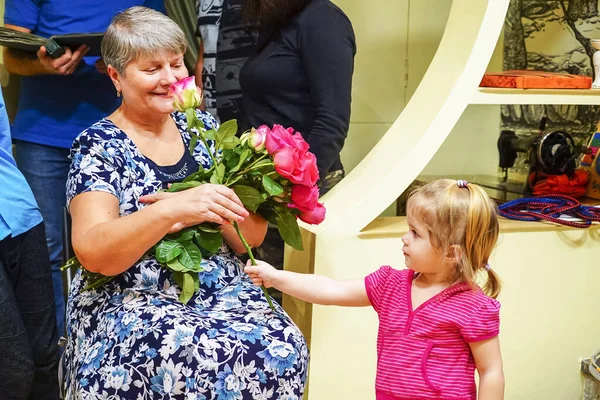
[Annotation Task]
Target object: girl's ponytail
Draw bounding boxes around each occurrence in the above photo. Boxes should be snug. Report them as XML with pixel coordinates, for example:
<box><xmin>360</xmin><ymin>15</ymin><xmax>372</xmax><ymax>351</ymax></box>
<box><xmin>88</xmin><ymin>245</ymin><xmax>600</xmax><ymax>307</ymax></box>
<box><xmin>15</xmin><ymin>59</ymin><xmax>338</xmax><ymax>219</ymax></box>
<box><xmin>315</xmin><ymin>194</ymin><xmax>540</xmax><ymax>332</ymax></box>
<box><xmin>482</xmin><ymin>265</ymin><xmax>501</xmax><ymax>299</ymax></box>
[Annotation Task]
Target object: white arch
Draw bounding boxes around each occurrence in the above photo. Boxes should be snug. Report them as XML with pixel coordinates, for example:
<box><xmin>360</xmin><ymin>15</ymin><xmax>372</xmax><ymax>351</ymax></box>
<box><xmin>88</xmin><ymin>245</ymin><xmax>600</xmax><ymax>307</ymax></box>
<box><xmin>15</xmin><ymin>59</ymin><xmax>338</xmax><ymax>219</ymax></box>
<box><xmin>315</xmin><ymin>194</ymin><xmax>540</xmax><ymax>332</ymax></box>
<box><xmin>313</xmin><ymin>0</ymin><xmax>510</xmax><ymax>235</ymax></box>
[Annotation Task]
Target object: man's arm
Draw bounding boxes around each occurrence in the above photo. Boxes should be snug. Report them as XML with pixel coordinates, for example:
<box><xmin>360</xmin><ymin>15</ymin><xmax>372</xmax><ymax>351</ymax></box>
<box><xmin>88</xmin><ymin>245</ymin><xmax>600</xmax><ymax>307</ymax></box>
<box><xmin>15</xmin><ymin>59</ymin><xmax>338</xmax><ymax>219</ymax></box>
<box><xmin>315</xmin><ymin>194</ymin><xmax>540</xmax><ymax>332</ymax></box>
<box><xmin>3</xmin><ymin>24</ymin><xmax>88</xmax><ymax>76</ymax></box>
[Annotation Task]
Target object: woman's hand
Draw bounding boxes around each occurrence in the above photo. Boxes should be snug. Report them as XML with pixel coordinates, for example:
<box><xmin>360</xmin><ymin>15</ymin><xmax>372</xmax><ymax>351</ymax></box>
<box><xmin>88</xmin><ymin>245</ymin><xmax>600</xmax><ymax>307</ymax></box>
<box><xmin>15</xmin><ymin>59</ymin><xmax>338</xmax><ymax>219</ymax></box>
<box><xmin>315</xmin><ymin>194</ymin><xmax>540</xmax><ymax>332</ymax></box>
<box><xmin>139</xmin><ymin>184</ymin><xmax>249</xmax><ymax>232</ymax></box>
<box><xmin>245</xmin><ymin>260</ymin><xmax>280</xmax><ymax>288</ymax></box>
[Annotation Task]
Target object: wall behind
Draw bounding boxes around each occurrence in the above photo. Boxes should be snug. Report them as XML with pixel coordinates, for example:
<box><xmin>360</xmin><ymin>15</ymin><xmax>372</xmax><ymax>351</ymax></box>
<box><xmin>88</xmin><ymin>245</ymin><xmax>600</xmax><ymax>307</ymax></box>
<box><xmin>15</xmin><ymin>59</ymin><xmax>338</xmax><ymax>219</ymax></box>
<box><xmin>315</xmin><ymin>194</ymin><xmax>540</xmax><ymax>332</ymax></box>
<box><xmin>334</xmin><ymin>0</ymin><xmax>504</xmax><ymax>215</ymax></box>
<box><xmin>332</xmin><ymin>0</ymin><xmax>409</xmax><ymax>175</ymax></box>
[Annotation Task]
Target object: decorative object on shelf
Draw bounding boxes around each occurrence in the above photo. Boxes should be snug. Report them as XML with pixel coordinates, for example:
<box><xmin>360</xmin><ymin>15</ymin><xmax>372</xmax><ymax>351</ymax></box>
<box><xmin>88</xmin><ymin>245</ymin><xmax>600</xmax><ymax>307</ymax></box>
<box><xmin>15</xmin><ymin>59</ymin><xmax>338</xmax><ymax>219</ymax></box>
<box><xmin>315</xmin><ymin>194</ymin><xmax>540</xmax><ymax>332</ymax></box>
<box><xmin>584</xmin><ymin>131</ymin><xmax>600</xmax><ymax>199</ymax></box>
<box><xmin>498</xmin><ymin>194</ymin><xmax>600</xmax><ymax>228</ymax></box>
<box><xmin>592</xmin><ymin>39</ymin><xmax>600</xmax><ymax>89</ymax></box>
<box><xmin>591</xmin><ymin>351</ymin><xmax>600</xmax><ymax>382</ymax></box>
<box><xmin>581</xmin><ymin>351</ymin><xmax>600</xmax><ymax>400</ymax></box>
<box><xmin>498</xmin><ymin>116</ymin><xmax>591</xmax><ymax>195</ymax></box>
<box><xmin>481</xmin><ymin>70</ymin><xmax>592</xmax><ymax>89</ymax></box>
<box><xmin>528</xmin><ymin>169</ymin><xmax>588</xmax><ymax>198</ymax></box>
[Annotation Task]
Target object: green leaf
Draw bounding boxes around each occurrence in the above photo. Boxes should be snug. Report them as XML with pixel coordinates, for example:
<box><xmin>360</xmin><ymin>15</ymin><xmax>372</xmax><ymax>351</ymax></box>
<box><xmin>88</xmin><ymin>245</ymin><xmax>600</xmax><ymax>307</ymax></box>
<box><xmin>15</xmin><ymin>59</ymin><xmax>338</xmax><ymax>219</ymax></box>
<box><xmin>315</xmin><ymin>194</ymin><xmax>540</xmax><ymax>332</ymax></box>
<box><xmin>166</xmin><ymin>229</ymin><xmax>196</xmax><ymax>243</ymax></box>
<box><xmin>257</xmin><ymin>206</ymin><xmax>278</xmax><ymax>225</ymax></box>
<box><xmin>193</xmin><ymin>273</ymin><xmax>200</xmax><ymax>291</ymax></box>
<box><xmin>167</xmin><ymin>181</ymin><xmax>202</xmax><ymax>192</ymax></box>
<box><xmin>195</xmin><ymin>231</ymin><xmax>223</xmax><ymax>254</ymax></box>
<box><xmin>233</xmin><ymin>185</ymin><xmax>265</xmax><ymax>212</ymax></box>
<box><xmin>215</xmin><ymin>163</ymin><xmax>225</xmax><ymax>183</ymax></box>
<box><xmin>221</xmin><ymin>135</ymin><xmax>240</xmax><ymax>150</ymax></box>
<box><xmin>197</xmin><ymin>224</ymin><xmax>221</xmax><ymax>233</ymax></box>
<box><xmin>167</xmin><ymin>259</ymin><xmax>187</xmax><ymax>272</ymax></box>
<box><xmin>262</xmin><ymin>175</ymin><xmax>284</xmax><ymax>196</ymax></box>
<box><xmin>178</xmin><ymin>241</ymin><xmax>203</xmax><ymax>271</ymax></box>
<box><xmin>213</xmin><ymin>120</ymin><xmax>239</xmax><ymax>150</ymax></box>
<box><xmin>179</xmin><ymin>272</ymin><xmax>196</xmax><ymax>304</ymax></box>
<box><xmin>189</xmin><ymin>134</ymin><xmax>199</xmax><ymax>155</ymax></box>
<box><xmin>274</xmin><ymin>207</ymin><xmax>303</xmax><ymax>251</ymax></box>
<box><xmin>230</xmin><ymin>149</ymin><xmax>252</xmax><ymax>173</ymax></box>
<box><xmin>203</xmin><ymin>129</ymin><xmax>216</xmax><ymax>141</ymax></box>
<box><xmin>172</xmin><ymin>271</ymin><xmax>184</xmax><ymax>288</ymax></box>
<box><xmin>217</xmin><ymin>119</ymin><xmax>238</xmax><ymax>140</ymax></box>
<box><xmin>223</xmin><ymin>149</ymin><xmax>240</xmax><ymax>171</ymax></box>
<box><xmin>155</xmin><ymin>241</ymin><xmax>183</xmax><ymax>263</ymax></box>
<box><xmin>183</xmin><ymin>167</ymin><xmax>213</xmax><ymax>183</ymax></box>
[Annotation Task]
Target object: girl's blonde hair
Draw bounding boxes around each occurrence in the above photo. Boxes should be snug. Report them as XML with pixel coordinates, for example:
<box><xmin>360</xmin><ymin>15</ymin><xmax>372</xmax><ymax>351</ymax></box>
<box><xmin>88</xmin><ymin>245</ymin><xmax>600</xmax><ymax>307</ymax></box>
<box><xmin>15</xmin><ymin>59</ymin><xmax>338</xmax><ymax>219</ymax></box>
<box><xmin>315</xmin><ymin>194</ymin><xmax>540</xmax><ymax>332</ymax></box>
<box><xmin>406</xmin><ymin>179</ymin><xmax>501</xmax><ymax>298</ymax></box>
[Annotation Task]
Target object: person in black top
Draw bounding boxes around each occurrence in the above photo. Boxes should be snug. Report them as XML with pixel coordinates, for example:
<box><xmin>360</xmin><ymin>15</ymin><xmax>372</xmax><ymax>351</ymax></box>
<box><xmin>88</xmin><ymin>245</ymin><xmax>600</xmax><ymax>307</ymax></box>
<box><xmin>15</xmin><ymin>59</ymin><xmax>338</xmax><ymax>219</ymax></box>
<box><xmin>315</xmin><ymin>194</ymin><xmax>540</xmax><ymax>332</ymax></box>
<box><xmin>240</xmin><ymin>0</ymin><xmax>356</xmax><ymax>194</ymax></box>
<box><xmin>240</xmin><ymin>0</ymin><xmax>355</xmax><ymax>273</ymax></box>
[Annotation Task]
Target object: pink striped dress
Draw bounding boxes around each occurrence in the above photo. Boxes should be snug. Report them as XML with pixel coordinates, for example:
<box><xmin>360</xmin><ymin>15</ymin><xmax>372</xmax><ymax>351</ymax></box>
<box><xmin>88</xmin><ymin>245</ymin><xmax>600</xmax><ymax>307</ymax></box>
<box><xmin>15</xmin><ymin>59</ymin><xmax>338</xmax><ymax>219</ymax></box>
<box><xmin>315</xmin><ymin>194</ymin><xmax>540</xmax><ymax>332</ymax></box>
<box><xmin>365</xmin><ymin>266</ymin><xmax>500</xmax><ymax>400</ymax></box>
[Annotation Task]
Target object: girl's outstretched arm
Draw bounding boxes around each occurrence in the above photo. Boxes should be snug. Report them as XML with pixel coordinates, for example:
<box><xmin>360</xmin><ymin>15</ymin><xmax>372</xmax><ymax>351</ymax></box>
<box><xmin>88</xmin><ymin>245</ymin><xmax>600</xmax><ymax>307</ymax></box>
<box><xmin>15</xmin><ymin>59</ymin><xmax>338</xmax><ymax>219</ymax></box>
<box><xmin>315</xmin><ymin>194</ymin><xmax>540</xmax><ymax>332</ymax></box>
<box><xmin>245</xmin><ymin>260</ymin><xmax>371</xmax><ymax>307</ymax></box>
<box><xmin>470</xmin><ymin>336</ymin><xmax>504</xmax><ymax>400</ymax></box>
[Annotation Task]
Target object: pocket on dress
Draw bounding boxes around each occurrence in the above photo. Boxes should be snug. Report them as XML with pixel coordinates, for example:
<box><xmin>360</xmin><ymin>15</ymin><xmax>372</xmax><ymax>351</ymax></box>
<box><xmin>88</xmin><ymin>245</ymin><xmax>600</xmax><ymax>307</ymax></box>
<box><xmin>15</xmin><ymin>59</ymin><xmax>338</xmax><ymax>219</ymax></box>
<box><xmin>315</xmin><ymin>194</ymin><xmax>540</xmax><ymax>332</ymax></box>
<box><xmin>377</xmin><ymin>333</ymin><xmax>440</xmax><ymax>396</ymax></box>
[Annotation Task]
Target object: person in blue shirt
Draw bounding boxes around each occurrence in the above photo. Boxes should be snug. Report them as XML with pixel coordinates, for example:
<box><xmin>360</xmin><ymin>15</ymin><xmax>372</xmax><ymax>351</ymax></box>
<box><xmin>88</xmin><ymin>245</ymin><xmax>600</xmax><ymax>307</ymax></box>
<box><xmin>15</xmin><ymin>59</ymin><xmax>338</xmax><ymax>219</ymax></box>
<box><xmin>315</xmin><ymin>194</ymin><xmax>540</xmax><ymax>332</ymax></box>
<box><xmin>0</xmin><ymin>90</ymin><xmax>60</xmax><ymax>399</ymax></box>
<box><xmin>3</xmin><ymin>0</ymin><xmax>166</xmax><ymax>337</ymax></box>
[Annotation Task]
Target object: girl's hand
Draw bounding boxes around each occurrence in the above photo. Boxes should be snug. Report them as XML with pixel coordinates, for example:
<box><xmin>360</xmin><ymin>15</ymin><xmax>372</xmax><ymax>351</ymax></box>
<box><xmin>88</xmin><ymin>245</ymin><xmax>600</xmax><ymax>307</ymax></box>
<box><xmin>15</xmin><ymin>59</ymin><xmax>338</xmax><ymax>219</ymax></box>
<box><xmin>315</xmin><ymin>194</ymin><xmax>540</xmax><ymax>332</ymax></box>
<box><xmin>245</xmin><ymin>260</ymin><xmax>280</xmax><ymax>288</ymax></box>
<box><xmin>139</xmin><ymin>184</ymin><xmax>249</xmax><ymax>228</ymax></box>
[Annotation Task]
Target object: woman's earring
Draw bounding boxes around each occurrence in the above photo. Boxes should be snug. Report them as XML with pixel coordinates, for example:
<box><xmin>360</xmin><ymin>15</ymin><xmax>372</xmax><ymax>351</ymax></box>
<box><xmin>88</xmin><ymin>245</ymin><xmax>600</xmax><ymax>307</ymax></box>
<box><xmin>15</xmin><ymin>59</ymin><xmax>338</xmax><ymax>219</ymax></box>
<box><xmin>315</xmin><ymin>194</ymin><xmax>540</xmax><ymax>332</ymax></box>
<box><xmin>116</xmin><ymin>90</ymin><xmax>121</xmax><ymax>98</ymax></box>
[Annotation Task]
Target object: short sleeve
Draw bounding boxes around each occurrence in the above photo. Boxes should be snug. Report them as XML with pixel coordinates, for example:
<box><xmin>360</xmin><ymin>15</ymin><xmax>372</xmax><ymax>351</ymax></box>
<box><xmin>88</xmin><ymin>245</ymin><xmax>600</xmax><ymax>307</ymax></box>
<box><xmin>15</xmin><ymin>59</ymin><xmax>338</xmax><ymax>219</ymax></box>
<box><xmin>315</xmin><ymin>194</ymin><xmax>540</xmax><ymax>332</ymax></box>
<box><xmin>364</xmin><ymin>265</ymin><xmax>394</xmax><ymax>313</ymax></box>
<box><xmin>4</xmin><ymin>0</ymin><xmax>39</xmax><ymax>31</ymax></box>
<box><xmin>66</xmin><ymin>130</ymin><xmax>121</xmax><ymax>209</ymax></box>
<box><xmin>459</xmin><ymin>298</ymin><xmax>501</xmax><ymax>342</ymax></box>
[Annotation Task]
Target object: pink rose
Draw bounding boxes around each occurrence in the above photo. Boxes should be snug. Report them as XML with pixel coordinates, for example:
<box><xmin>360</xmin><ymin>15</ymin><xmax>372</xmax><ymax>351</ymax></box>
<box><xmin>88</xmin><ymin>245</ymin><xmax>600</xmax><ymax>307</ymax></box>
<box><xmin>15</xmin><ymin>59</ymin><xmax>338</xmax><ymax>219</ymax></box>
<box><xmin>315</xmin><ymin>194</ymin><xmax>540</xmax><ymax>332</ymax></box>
<box><xmin>265</xmin><ymin>124</ymin><xmax>296</xmax><ymax>155</ymax></box>
<box><xmin>290</xmin><ymin>184</ymin><xmax>320</xmax><ymax>212</ymax></box>
<box><xmin>249</xmin><ymin>125</ymin><xmax>269</xmax><ymax>152</ymax></box>
<box><xmin>273</xmin><ymin>147</ymin><xmax>319</xmax><ymax>186</ymax></box>
<box><xmin>298</xmin><ymin>203</ymin><xmax>326</xmax><ymax>224</ymax></box>
<box><xmin>292</xmin><ymin>130</ymin><xmax>310</xmax><ymax>153</ymax></box>
<box><xmin>169</xmin><ymin>76</ymin><xmax>203</xmax><ymax>111</ymax></box>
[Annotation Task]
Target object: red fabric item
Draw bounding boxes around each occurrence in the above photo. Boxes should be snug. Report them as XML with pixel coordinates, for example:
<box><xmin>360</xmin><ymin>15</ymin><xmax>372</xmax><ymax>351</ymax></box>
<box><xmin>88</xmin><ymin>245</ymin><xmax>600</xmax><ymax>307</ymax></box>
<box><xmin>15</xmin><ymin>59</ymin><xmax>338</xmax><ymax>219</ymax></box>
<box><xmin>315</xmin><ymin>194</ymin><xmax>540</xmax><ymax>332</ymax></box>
<box><xmin>480</xmin><ymin>70</ymin><xmax>592</xmax><ymax>89</ymax></box>
<box><xmin>528</xmin><ymin>169</ymin><xmax>589</xmax><ymax>198</ymax></box>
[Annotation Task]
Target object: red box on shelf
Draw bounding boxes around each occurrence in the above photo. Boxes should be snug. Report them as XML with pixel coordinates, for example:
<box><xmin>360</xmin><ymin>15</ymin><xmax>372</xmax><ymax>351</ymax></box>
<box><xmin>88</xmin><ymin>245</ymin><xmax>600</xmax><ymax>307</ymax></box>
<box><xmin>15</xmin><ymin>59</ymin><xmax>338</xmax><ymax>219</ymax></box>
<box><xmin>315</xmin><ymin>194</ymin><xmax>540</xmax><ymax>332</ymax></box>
<box><xmin>480</xmin><ymin>70</ymin><xmax>592</xmax><ymax>89</ymax></box>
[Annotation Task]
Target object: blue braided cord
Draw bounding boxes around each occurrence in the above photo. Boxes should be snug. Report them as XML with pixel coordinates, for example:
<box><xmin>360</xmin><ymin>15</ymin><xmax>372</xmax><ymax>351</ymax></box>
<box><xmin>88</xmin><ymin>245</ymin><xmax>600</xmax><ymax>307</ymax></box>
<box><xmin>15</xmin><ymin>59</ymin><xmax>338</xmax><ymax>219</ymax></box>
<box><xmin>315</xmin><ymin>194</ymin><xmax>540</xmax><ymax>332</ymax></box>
<box><xmin>498</xmin><ymin>195</ymin><xmax>597</xmax><ymax>227</ymax></box>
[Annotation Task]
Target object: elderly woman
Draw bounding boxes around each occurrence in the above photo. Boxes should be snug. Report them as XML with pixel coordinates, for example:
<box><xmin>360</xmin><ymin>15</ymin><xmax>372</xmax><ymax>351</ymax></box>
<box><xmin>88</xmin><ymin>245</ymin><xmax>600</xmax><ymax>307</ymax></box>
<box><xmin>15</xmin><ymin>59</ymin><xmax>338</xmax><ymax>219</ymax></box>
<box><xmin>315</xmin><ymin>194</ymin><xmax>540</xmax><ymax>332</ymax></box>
<box><xmin>63</xmin><ymin>7</ymin><xmax>308</xmax><ymax>398</ymax></box>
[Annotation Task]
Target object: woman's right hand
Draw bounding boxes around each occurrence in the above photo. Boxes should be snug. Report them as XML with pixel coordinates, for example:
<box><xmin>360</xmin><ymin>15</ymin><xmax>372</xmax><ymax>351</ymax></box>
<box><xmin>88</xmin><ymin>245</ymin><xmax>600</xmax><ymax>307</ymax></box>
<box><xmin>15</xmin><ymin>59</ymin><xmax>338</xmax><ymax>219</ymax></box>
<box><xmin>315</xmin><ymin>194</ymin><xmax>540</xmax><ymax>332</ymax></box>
<box><xmin>139</xmin><ymin>184</ymin><xmax>249</xmax><ymax>232</ymax></box>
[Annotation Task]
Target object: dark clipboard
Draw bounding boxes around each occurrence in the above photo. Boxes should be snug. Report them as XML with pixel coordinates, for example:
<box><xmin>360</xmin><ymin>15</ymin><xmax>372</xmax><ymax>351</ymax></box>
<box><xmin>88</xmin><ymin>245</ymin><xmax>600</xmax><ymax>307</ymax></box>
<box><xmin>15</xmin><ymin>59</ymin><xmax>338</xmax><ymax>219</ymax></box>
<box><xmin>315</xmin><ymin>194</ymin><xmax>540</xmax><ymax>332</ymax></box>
<box><xmin>52</xmin><ymin>33</ymin><xmax>104</xmax><ymax>57</ymax></box>
<box><xmin>0</xmin><ymin>27</ymin><xmax>104</xmax><ymax>58</ymax></box>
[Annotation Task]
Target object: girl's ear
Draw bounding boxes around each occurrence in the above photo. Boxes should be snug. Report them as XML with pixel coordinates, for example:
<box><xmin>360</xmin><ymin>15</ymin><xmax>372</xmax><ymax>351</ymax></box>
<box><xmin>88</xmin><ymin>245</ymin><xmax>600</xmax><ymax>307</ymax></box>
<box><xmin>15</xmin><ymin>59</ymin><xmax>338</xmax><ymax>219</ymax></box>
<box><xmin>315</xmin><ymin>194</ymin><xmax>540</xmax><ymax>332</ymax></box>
<box><xmin>445</xmin><ymin>244</ymin><xmax>463</xmax><ymax>264</ymax></box>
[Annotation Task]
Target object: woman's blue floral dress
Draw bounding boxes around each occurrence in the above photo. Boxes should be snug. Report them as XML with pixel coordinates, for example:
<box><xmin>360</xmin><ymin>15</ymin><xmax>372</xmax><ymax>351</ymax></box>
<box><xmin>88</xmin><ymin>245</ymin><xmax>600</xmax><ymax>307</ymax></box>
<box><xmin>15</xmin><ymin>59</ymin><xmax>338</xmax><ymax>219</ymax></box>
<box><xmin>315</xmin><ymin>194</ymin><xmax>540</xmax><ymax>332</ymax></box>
<box><xmin>63</xmin><ymin>111</ymin><xmax>309</xmax><ymax>399</ymax></box>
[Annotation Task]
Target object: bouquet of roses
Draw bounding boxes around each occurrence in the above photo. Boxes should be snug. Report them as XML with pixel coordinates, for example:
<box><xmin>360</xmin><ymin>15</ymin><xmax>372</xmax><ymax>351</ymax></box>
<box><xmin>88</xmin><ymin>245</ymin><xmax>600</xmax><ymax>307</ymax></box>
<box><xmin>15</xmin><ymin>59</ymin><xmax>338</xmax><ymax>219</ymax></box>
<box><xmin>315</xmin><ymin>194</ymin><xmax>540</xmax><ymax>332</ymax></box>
<box><xmin>63</xmin><ymin>77</ymin><xmax>325</xmax><ymax>308</ymax></box>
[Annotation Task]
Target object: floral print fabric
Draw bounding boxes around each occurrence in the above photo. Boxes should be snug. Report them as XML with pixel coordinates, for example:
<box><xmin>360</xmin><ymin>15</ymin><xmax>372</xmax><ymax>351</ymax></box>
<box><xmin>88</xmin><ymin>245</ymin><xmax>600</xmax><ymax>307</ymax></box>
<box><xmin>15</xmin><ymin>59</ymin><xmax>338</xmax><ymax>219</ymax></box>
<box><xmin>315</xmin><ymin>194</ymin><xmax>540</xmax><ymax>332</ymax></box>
<box><xmin>63</xmin><ymin>111</ymin><xmax>308</xmax><ymax>399</ymax></box>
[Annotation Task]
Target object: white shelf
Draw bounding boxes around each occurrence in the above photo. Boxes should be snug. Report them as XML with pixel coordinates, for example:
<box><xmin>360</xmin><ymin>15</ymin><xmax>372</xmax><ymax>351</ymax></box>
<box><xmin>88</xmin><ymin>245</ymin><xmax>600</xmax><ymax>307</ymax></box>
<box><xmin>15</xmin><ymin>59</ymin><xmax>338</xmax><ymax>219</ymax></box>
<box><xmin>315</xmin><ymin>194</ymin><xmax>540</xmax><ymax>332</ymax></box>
<box><xmin>471</xmin><ymin>87</ymin><xmax>600</xmax><ymax>105</ymax></box>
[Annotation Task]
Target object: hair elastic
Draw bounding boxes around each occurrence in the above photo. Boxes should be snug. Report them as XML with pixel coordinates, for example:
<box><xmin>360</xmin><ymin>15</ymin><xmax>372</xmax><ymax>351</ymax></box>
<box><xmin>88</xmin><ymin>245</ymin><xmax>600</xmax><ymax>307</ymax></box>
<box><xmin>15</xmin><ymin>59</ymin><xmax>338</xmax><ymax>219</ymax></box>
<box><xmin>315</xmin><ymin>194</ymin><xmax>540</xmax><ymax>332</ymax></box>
<box><xmin>484</xmin><ymin>263</ymin><xmax>491</xmax><ymax>271</ymax></box>
<box><xmin>457</xmin><ymin>180</ymin><xmax>469</xmax><ymax>188</ymax></box>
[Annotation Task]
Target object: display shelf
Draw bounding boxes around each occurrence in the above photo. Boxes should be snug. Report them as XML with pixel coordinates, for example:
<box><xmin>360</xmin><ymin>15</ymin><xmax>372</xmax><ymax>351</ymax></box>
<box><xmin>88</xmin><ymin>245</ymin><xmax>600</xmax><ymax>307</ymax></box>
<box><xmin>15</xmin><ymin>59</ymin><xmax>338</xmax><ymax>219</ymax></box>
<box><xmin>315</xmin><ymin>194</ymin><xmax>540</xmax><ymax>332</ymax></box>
<box><xmin>358</xmin><ymin>214</ymin><xmax>600</xmax><ymax>238</ymax></box>
<box><xmin>471</xmin><ymin>87</ymin><xmax>600</xmax><ymax>105</ymax></box>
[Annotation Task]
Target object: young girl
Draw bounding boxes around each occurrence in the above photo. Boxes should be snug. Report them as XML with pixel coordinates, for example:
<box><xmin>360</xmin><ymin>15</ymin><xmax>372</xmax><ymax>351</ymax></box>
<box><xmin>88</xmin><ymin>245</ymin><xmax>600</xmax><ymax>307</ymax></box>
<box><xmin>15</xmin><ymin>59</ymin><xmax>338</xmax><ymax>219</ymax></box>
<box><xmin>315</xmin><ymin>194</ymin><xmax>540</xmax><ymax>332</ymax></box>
<box><xmin>245</xmin><ymin>179</ymin><xmax>505</xmax><ymax>400</ymax></box>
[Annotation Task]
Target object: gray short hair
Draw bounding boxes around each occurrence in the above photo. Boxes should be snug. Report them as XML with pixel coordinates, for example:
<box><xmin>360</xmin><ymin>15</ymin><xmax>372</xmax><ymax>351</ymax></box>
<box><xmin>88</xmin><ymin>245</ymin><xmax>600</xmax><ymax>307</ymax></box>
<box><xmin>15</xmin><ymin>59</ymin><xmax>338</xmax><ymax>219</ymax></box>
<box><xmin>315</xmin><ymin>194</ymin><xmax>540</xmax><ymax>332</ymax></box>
<box><xmin>101</xmin><ymin>6</ymin><xmax>187</xmax><ymax>75</ymax></box>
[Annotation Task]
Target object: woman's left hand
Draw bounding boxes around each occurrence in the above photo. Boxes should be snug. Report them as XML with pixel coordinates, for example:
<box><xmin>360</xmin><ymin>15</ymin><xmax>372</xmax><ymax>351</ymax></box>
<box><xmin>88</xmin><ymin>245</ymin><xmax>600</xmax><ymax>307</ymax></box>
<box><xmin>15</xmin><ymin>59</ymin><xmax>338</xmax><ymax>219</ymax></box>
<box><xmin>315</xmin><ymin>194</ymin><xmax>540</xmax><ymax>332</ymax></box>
<box><xmin>139</xmin><ymin>184</ymin><xmax>248</xmax><ymax>232</ymax></box>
